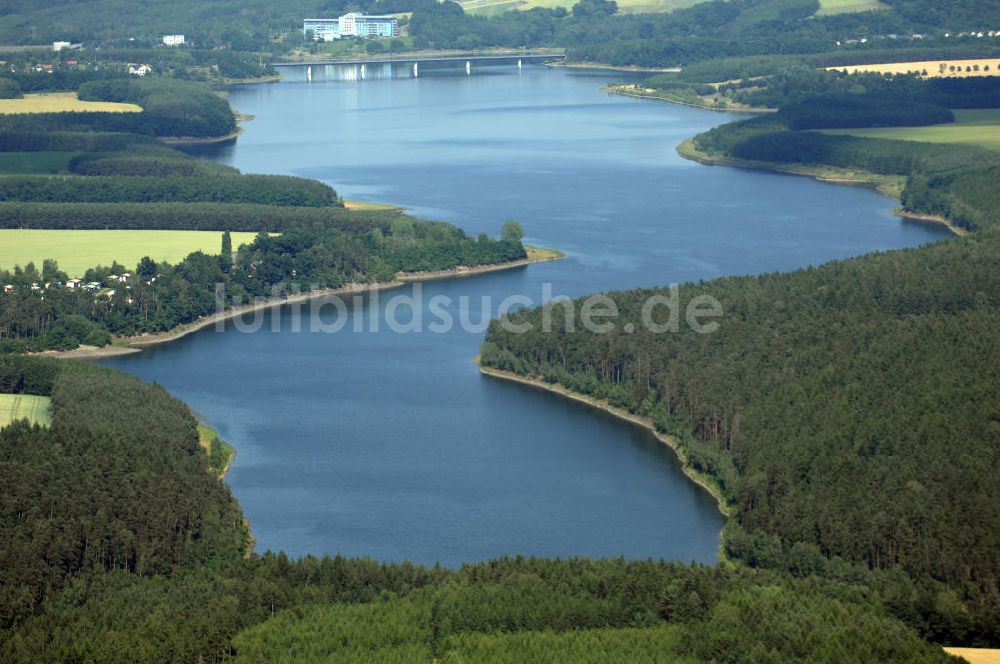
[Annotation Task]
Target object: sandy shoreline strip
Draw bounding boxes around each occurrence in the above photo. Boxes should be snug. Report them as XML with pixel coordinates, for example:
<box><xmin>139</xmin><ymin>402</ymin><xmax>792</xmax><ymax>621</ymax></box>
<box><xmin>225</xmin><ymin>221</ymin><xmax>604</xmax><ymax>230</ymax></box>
<box><xmin>602</xmin><ymin>84</ymin><xmax>774</xmax><ymax>114</ymax></box>
<box><xmin>547</xmin><ymin>61</ymin><xmax>681</xmax><ymax>74</ymax></box>
<box><xmin>39</xmin><ymin>246</ymin><xmax>564</xmax><ymax>360</ymax></box>
<box><xmin>892</xmin><ymin>209</ymin><xmax>968</xmax><ymax>236</ymax></box>
<box><xmin>478</xmin><ymin>363</ymin><xmax>732</xmax><ymax>519</ymax></box>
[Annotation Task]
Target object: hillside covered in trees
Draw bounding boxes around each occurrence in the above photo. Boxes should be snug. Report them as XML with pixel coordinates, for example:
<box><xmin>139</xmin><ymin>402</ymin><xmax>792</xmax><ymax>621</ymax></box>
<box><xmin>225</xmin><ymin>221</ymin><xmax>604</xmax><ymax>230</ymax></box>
<box><xmin>0</xmin><ymin>355</ymin><xmax>959</xmax><ymax>661</ymax></box>
<box><xmin>482</xmin><ymin>230</ymin><xmax>1000</xmax><ymax>649</ymax></box>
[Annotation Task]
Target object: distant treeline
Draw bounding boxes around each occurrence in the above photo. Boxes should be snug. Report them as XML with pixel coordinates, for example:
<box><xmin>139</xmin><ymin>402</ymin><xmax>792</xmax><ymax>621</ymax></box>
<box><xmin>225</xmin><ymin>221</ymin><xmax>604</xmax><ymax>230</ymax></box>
<box><xmin>67</xmin><ymin>147</ymin><xmax>242</xmax><ymax>177</ymax></box>
<box><xmin>89</xmin><ymin>48</ymin><xmax>276</xmax><ymax>79</ymax></box>
<box><xmin>0</xmin><ymin>78</ymin><xmax>235</xmax><ymax>138</ymax></box>
<box><xmin>729</xmin><ymin>69</ymin><xmax>1000</xmax><ymax>112</ymax></box>
<box><xmin>0</xmin><ymin>174</ymin><xmax>339</xmax><ymax>207</ymax></box>
<box><xmin>0</xmin><ymin>130</ymin><xmax>161</xmax><ymax>152</ymax></box>
<box><xmin>0</xmin><ymin>202</ymin><xmax>400</xmax><ymax>232</ymax></box>
<box><xmin>676</xmin><ymin>46</ymin><xmax>1000</xmax><ymax>84</ymax></box>
<box><xmin>2</xmin><ymin>67</ymin><xmax>130</xmax><ymax>95</ymax></box>
<box><xmin>783</xmin><ymin>95</ymin><xmax>953</xmax><ymax>129</ymax></box>
<box><xmin>712</xmin><ymin>127</ymin><xmax>998</xmax><ymax>175</ymax></box>
<box><xmin>648</xmin><ymin>67</ymin><xmax>1000</xmax><ymax>116</ymax></box>
<box><xmin>0</xmin><ymin>79</ymin><xmax>21</xmax><ymax>99</ymax></box>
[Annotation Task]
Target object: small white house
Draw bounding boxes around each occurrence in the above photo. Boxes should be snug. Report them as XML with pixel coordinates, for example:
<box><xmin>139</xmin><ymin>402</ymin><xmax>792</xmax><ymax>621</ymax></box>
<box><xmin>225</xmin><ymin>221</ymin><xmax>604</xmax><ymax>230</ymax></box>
<box><xmin>162</xmin><ymin>34</ymin><xmax>185</xmax><ymax>46</ymax></box>
<box><xmin>3</xmin><ymin>284</ymin><xmax>14</xmax><ymax>294</ymax></box>
<box><xmin>127</xmin><ymin>63</ymin><xmax>152</xmax><ymax>76</ymax></box>
<box><xmin>53</xmin><ymin>41</ymin><xmax>71</xmax><ymax>52</ymax></box>
<box><xmin>66</xmin><ymin>279</ymin><xmax>82</xmax><ymax>289</ymax></box>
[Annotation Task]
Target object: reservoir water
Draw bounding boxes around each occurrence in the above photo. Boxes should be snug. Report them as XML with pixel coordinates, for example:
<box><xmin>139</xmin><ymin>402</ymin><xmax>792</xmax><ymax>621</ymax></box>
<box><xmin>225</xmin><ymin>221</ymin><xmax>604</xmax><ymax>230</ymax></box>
<box><xmin>103</xmin><ymin>62</ymin><xmax>950</xmax><ymax>566</ymax></box>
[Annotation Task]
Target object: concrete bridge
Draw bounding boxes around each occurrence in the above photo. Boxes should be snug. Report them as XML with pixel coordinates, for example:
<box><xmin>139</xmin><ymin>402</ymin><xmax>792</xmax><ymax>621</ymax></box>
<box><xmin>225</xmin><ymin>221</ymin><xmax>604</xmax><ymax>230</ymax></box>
<box><xmin>273</xmin><ymin>51</ymin><xmax>565</xmax><ymax>68</ymax></box>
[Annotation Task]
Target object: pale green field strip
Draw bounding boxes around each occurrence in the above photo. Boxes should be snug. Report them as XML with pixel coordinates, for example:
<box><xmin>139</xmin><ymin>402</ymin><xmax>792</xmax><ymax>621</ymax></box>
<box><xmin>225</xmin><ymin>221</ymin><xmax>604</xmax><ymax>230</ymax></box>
<box><xmin>821</xmin><ymin>109</ymin><xmax>1000</xmax><ymax>153</ymax></box>
<box><xmin>815</xmin><ymin>0</ymin><xmax>889</xmax><ymax>15</ymax></box>
<box><xmin>0</xmin><ymin>394</ymin><xmax>52</xmax><ymax>427</ymax></box>
<box><xmin>0</xmin><ymin>230</ymin><xmax>260</xmax><ymax>276</ymax></box>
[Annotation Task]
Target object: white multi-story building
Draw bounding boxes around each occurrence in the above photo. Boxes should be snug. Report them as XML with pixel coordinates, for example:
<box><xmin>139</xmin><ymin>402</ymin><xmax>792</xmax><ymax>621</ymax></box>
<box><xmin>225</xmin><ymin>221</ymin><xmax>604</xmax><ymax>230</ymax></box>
<box><xmin>162</xmin><ymin>34</ymin><xmax>185</xmax><ymax>46</ymax></box>
<box><xmin>303</xmin><ymin>14</ymin><xmax>398</xmax><ymax>41</ymax></box>
<box><xmin>303</xmin><ymin>18</ymin><xmax>340</xmax><ymax>41</ymax></box>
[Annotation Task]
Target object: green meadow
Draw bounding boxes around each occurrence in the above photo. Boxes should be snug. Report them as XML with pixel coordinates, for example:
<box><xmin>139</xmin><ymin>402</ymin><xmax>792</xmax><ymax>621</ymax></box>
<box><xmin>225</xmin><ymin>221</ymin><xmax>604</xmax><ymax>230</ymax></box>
<box><xmin>0</xmin><ymin>229</ymin><xmax>260</xmax><ymax>276</ymax></box>
<box><xmin>0</xmin><ymin>394</ymin><xmax>52</xmax><ymax>427</ymax></box>
<box><xmin>822</xmin><ymin>109</ymin><xmax>1000</xmax><ymax>153</ymax></box>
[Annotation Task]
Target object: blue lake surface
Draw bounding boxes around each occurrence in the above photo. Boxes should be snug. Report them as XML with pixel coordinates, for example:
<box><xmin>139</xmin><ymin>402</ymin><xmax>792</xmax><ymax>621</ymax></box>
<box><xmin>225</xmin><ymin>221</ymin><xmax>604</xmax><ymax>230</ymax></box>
<box><xmin>103</xmin><ymin>63</ymin><xmax>950</xmax><ymax>566</ymax></box>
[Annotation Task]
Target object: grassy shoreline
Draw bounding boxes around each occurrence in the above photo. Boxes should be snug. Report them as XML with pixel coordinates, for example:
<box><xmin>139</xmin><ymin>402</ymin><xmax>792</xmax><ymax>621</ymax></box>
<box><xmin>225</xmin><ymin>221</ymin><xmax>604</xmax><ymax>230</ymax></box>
<box><xmin>39</xmin><ymin>245</ymin><xmax>565</xmax><ymax>359</ymax></box>
<box><xmin>478</xmin><ymin>363</ymin><xmax>733</xmax><ymax>522</ymax></box>
<box><xmin>603</xmin><ymin>83</ymin><xmax>774</xmax><ymax>113</ymax></box>
<box><xmin>197</xmin><ymin>423</ymin><xmax>236</xmax><ymax>480</ymax></box>
<box><xmin>548</xmin><ymin>61</ymin><xmax>681</xmax><ymax>73</ymax></box>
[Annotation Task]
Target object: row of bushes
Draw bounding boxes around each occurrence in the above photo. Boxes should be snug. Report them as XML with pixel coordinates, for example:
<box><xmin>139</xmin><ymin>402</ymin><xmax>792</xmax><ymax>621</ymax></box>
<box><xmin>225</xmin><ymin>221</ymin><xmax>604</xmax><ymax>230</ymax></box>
<box><xmin>780</xmin><ymin>95</ymin><xmax>954</xmax><ymax>129</ymax></box>
<box><xmin>0</xmin><ymin>130</ymin><xmax>160</xmax><ymax>152</ymax></box>
<box><xmin>0</xmin><ymin>201</ymin><xmax>429</xmax><ymax>233</ymax></box>
<box><xmin>0</xmin><ymin>174</ymin><xmax>339</xmax><ymax>207</ymax></box>
<box><xmin>67</xmin><ymin>147</ymin><xmax>241</xmax><ymax>177</ymax></box>
<box><xmin>677</xmin><ymin>45</ymin><xmax>1000</xmax><ymax>84</ymax></box>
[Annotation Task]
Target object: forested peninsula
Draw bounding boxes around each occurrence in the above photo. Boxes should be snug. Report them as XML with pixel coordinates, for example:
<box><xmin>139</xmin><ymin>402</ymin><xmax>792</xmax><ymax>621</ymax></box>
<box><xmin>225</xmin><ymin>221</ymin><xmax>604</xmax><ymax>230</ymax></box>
<box><xmin>480</xmin><ymin>50</ymin><xmax>1000</xmax><ymax>656</ymax></box>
